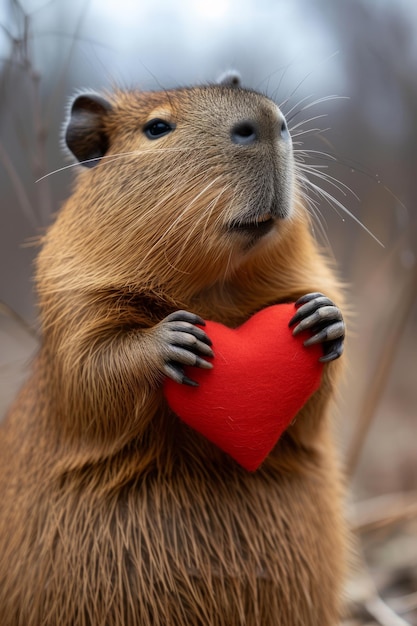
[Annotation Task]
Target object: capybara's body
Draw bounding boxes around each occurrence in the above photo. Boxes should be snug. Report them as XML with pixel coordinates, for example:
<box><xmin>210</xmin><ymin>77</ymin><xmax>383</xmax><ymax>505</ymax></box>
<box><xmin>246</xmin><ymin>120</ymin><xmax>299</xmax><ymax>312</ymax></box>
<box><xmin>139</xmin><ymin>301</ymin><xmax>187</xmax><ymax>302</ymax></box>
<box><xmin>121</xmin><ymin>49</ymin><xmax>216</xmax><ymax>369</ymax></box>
<box><xmin>0</xmin><ymin>80</ymin><xmax>347</xmax><ymax>625</ymax></box>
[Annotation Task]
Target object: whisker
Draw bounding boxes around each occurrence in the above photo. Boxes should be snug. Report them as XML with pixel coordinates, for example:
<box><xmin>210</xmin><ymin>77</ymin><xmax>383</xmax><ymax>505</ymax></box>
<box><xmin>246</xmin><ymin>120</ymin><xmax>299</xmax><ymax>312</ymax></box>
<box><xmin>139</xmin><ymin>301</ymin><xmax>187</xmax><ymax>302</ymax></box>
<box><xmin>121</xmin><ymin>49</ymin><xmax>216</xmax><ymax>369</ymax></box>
<box><xmin>177</xmin><ymin>190</ymin><xmax>221</xmax><ymax>255</ymax></box>
<box><xmin>143</xmin><ymin>176</ymin><xmax>223</xmax><ymax>270</ymax></box>
<box><xmin>290</xmin><ymin>127</ymin><xmax>331</xmax><ymax>140</ymax></box>
<box><xmin>162</xmin><ymin>184</ymin><xmax>229</xmax><ymax>276</ymax></box>
<box><xmin>276</xmin><ymin>68</ymin><xmax>387</xmax><ymax>249</ymax></box>
<box><xmin>302</xmin><ymin>177</ymin><xmax>384</xmax><ymax>246</ymax></box>
<box><xmin>281</xmin><ymin>93</ymin><xmax>313</xmax><ymax>118</ymax></box>
<box><xmin>289</xmin><ymin>114</ymin><xmax>328</xmax><ymax>133</ymax></box>
<box><xmin>296</xmin><ymin>162</ymin><xmax>328</xmax><ymax>169</ymax></box>
<box><xmin>287</xmin><ymin>95</ymin><xmax>349</xmax><ymax>124</ymax></box>
<box><xmin>300</xmin><ymin>150</ymin><xmax>407</xmax><ymax>212</ymax></box>
<box><xmin>296</xmin><ymin>163</ymin><xmax>361</xmax><ymax>201</ymax></box>
<box><xmin>255</xmin><ymin>61</ymin><xmax>292</xmax><ymax>96</ymax></box>
<box><xmin>294</xmin><ymin>148</ymin><xmax>337</xmax><ymax>162</ymax></box>
<box><xmin>35</xmin><ymin>147</ymin><xmax>195</xmax><ymax>183</ymax></box>
<box><xmin>221</xmin><ymin>247</ymin><xmax>236</xmax><ymax>286</ymax></box>
<box><xmin>199</xmin><ymin>185</ymin><xmax>231</xmax><ymax>246</ymax></box>
<box><xmin>279</xmin><ymin>51</ymin><xmax>341</xmax><ymax>110</ymax></box>
<box><xmin>294</xmin><ymin>180</ymin><xmax>332</xmax><ymax>250</ymax></box>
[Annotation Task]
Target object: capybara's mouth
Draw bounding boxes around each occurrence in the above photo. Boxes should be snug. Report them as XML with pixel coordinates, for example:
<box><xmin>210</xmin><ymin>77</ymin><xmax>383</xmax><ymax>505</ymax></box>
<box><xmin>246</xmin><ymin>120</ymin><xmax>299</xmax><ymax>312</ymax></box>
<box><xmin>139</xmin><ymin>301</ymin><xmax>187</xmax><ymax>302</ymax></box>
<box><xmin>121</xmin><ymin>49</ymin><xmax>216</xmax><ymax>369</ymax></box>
<box><xmin>228</xmin><ymin>213</ymin><xmax>275</xmax><ymax>238</ymax></box>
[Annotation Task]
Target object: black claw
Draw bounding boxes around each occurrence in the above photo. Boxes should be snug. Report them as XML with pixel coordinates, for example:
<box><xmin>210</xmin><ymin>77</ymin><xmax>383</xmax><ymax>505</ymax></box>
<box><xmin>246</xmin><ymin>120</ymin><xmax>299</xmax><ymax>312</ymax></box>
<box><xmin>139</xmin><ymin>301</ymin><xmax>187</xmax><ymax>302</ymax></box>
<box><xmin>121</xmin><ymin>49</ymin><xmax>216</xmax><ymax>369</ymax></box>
<box><xmin>295</xmin><ymin>292</ymin><xmax>325</xmax><ymax>306</ymax></box>
<box><xmin>164</xmin><ymin>362</ymin><xmax>199</xmax><ymax>387</ymax></box>
<box><xmin>289</xmin><ymin>297</ymin><xmax>334</xmax><ymax>327</ymax></box>
<box><xmin>166</xmin><ymin>345</ymin><xmax>213</xmax><ymax>369</ymax></box>
<box><xmin>319</xmin><ymin>349</ymin><xmax>343</xmax><ymax>363</ymax></box>
<box><xmin>320</xmin><ymin>338</ymin><xmax>344</xmax><ymax>363</ymax></box>
<box><xmin>161</xmin><ymin>310</ymin><xmax>214</xmax><ymax>385</ymax></box>
<box><xmin>165</xmin><ymin>310</ymin><xmax>206</xmax><ymax>327</ymax></box>
<box><xmin>165</xmin><ymin>319</ymin><xmax>212</xmax><ymax>348</ymax></box>
<box><xmin>319</xmin><ymin>352</ymin><xmax>338</xmax><ymax>363</ymax></box>
<box><xmin>288</xmin><ymin>294</ymin><xmax>334</xmax><ymax>326</ymax></box>
<box><xmin>182</xmin><ymin>376</ymin><xmax>199</xmax><ymax>387</ymax></box>
<box><xmin>167</xmin><ymin>331</ymin><xmax>214</xmax><ymax>358</ymax></box>
<box><xmin>288</xmin><ymin>312</ymin><xmax>298</xmax><ymax>328</ymax></box>
<box><xmin>290</xmin><ymin>293</ymin><xmax>345</xmax><ymax>363</ymax></box>
<box><xmin>304</xmin><ymin>328</ymin><xmax>329</xmax><ymax>346</ymax></box>
<box><xmin>180</xmin><ymin>325</ymin><xmax>213</xmax><ymax>348</ymax></box>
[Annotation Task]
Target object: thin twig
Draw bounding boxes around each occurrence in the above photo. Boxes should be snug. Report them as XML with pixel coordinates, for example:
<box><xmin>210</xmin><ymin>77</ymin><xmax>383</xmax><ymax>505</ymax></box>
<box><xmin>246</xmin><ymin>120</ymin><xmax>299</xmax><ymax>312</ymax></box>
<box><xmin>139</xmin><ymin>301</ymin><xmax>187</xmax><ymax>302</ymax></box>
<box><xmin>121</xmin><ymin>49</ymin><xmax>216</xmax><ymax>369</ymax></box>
<box><xmin>46</xmin><ymin>0</ymin><xmax>94</xmax><ymax>118</ymax></box>
<box><xmin>31</xmin><ymin>64</ymin><xmax>53</xmax><ymax>224</ymax></box>
<box><xmin>350</xmin><ymin>491</ymin><xmax>417</xmax><ymax>534</ymax></box>
<box><xmin>346</xmin><ymin>568</ymin><xmax>413</xmax><ymax>626</ymax></box>
<box><xmin>0</xmin><ymin>141</ymin><xmax>38</xmax><ymax>227</ymax></box>
<box><xmin>0</xmin><ymin>301</ymin><xmax>39</xmax><ymax>340</ymax></box>
<box><xmin>364</xmin><ymin>596</ymin><xmax>412</xmax><ymax>626</ymax></box>
<box><xmin>346</xmin><ymin>264</ymin><xmax>417</xmax><ymax>477</ymax></box>
<box><xmin>389</xmin><ymin>592</ymin><xmax>417</xmax><ymax>616</ymax></box>
<box><xmin>19</xmin><ymin>1</ymin><xmax>53</xmax><ymax>224</ymax></box>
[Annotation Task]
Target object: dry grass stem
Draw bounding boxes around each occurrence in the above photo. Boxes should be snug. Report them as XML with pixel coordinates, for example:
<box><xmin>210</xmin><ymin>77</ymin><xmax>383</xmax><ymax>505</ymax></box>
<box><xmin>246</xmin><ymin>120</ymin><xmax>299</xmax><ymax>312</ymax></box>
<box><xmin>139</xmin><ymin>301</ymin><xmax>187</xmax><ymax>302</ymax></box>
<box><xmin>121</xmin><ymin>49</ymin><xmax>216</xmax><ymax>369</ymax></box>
<box><xmin>0</xmin><ymin>301</ymin><xmax>38</xmax><ymax>340</ymax></box>
<box><xmin>351</xmin><ymin>491</ymin><xmax>417</xmax><ymax>534</ymax></box>
<box><xmin>346</xmin><ymin>264</ymin><xmax>417</xmax><ymax>477</ymax></box>
<box><xmin>0</xmin><ymin>142</ymin><xmax>37</xmax><ymax>227</ymax></box>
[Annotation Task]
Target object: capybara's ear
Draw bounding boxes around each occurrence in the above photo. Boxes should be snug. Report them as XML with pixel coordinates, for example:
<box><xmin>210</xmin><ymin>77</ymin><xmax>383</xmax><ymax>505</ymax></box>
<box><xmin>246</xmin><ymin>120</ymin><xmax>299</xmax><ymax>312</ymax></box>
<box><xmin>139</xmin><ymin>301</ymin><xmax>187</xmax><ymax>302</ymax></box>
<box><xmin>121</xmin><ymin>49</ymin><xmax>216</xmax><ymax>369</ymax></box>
<box><xmin>65</xmin><ymin>94</ymin><xmax>112</xmax><ymax>168</ymax></box>
<box><xmin>216</xmin><ymin>70</ymin><xmax>242</xmax><ymax>88</ymax></box>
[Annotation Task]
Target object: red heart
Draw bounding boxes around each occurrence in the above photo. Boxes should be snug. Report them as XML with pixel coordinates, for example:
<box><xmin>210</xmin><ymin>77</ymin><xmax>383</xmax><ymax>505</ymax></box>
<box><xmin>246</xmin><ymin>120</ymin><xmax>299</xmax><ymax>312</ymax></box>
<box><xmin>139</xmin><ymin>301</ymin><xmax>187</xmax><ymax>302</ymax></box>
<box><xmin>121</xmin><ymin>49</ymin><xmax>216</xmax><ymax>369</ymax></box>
<box><xmin>163</xmin><ymin>304</ymin><xmax>323</xmax><ymax>471</ymax></box>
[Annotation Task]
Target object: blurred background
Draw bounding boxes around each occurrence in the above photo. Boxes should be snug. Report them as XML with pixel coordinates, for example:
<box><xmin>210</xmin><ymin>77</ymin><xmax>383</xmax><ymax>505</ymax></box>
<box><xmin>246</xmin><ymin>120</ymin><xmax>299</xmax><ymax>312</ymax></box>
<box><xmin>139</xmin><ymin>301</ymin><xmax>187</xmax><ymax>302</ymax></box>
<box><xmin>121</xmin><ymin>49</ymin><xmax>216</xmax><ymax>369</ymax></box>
<box><xmin>0</xmin><ymin>0</ymin><xmax>416</xmax><ymax>623</ymax></box>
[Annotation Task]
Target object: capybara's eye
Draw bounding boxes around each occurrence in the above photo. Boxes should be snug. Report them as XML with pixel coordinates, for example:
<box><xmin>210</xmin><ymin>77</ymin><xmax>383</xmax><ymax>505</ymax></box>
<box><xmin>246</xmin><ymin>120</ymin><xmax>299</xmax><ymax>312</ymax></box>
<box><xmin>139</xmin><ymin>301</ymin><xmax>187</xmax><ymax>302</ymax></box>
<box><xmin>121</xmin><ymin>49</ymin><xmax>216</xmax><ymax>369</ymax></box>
<box><xmin>143</xmin><ymin>119</ymin><xmax>175</xmax><ymax>139</ymax></box>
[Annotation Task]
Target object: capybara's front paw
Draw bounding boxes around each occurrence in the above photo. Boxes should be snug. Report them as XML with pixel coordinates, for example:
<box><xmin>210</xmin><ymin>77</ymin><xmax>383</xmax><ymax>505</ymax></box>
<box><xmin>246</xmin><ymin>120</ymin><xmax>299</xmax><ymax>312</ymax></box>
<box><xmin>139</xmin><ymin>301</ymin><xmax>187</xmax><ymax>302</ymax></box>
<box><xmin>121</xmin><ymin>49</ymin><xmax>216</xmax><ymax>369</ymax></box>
<box><xmin>156</xmin><ymin>310</ymin><xmax>214</xmax><ymax>386</ymax></box>
<box><xmin>288</xmin><ymin>292</ymin><xmax>345</xmax><ymax>362</ymax></box>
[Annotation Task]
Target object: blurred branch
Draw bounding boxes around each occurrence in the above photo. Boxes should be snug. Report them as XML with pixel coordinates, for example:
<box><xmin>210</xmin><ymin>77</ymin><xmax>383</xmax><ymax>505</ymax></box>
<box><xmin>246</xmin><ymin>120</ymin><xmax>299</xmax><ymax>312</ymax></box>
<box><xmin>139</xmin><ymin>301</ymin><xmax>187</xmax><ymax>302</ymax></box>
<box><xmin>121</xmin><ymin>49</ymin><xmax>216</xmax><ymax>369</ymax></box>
<box><xmin>389</xmin><ymin>593</ymin><xmax>417</xmax><ymax>616</ymax></box>
<box><xmin>0</xmin><ymin>141</ymin><xmax>37</xmax><ymax>227</ymax></box>
<box><xmin>1</xmin><ymin>0</ymin><xmax>53</xmax><ymax>225</ymax></box>
<box><xmin>346</xmin><ymin>263</ymin><xmax>417</xmax><ymax>477</ymax></box>
<box><xmin>346</xmin><ymin>558</ymin><xmax>413</xmax><ymax>626</ymax></box>
<box><xmin>0</xmin><ymin>301</ymin><xmax>39</xmax><ymax>340</ymax></box>
<box><xmin>350</xmin><ymin>491</ymin><xmax>417</xmax><ymax>534</ymax></box>
<box><xmin>362</xmin><ymin>595</ymin><xmax>412</xmax><ymax>626</ymax></box>
<box><xmin>46</xmin><ymin>0</ymin><xmax>92</xmax><ymax>128</ymax></box>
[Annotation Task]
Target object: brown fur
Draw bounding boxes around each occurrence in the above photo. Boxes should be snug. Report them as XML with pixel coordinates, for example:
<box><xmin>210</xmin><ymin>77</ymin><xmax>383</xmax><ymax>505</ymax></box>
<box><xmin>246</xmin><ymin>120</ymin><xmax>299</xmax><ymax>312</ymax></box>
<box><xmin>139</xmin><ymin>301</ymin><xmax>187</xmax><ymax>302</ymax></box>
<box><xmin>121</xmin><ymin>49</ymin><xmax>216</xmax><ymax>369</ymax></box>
<box><xmin>0</xmin><ymin>84</ymin><xmax>347</xmax><ymax>625</ymax></box>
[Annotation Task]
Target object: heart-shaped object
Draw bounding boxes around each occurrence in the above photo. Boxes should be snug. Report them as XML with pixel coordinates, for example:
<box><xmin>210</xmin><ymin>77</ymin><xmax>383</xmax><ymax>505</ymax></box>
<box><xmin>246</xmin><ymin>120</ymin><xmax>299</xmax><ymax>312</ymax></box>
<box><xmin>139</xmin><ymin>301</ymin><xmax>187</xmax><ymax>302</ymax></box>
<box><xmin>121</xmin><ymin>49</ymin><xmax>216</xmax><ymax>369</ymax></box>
<box><xmin>163</xmin><ymin>304</ymin><xmax>323</xmax><ymax>471</ymax></box>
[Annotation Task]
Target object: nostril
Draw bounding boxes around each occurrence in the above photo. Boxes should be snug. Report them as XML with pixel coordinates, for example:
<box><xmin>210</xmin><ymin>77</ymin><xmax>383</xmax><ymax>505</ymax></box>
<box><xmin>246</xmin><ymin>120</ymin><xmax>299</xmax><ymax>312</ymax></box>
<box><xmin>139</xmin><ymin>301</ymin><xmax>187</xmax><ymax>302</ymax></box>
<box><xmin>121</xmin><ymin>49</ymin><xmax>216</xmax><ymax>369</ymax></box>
<box><xmin>231</xmin><ymin>120</ymin><xmax>258</xmax><ymax>145</ymax></box>
<box><xmin>280</xmin><ymin>118</ymin><xmax>290</xmax><ymax>140</ymax></box>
